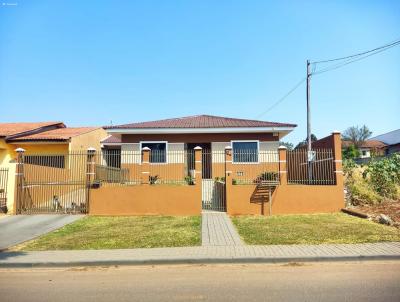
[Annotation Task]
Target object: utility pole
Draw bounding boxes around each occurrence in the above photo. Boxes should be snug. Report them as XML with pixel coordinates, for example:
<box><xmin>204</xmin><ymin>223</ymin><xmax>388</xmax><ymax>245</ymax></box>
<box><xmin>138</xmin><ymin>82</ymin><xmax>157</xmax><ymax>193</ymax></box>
<box><xmin>306</xmin><ymin>60</ymin><xmax>313</xmax><ymax>181</ymax></box>
<box><xmin>306</xmin><ymin>60</ymin><xmax>311</xmax><ymax>153</ymax></box>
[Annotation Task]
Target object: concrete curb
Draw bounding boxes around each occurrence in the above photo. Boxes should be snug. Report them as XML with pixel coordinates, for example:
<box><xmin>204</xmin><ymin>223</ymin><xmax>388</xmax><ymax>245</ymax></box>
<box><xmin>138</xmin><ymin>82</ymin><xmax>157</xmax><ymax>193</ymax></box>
<box><xmin>2</xmin><ymin>254</ymin><xmax>400</xmax><ymax>268</ymax></box>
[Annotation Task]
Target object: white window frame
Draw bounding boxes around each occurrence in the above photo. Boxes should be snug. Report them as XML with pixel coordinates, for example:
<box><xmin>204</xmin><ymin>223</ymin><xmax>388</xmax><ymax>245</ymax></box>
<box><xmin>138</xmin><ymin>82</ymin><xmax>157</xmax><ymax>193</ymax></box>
<box><xmin>231</xmin><ymin>140</ymin><xmax>260</xmax><ymax>164</ymax></box>
<box><xmin>139</xmin><ymin>141</ymin><xmax>168</xmax><ymax>164</ymax></box>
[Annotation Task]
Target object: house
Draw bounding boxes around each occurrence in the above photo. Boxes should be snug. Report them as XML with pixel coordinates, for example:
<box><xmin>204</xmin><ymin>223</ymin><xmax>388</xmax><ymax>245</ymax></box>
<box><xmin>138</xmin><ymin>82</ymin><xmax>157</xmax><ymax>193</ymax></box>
<box><xmin>0</xmin><ymin>122</ymin><xmax>107</xmax><ymax>214</ymax></box>
<box><xmin>101</xmin><ymin>115</ymin><xmax>296</xmax><ymax>183</ymax></box>
<box><xmin>341</xmin><ymin>139</ymin><xmax>387</xmax><ymax>159</ymax></box>
<box><xmin>370</xmin><ymin>129</ymin><xmax>400</xmax><ymax>155</ymax></box>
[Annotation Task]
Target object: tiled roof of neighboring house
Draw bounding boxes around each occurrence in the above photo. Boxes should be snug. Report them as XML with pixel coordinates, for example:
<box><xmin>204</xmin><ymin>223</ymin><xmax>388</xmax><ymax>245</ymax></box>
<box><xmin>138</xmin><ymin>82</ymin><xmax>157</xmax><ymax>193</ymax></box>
<box><xmin>342</xmin><ymin>140</ymin><xmax>387</xmax><ymax>149</ymax></box>
<box><xmin>9</xmin><ymin>127</ymin><xmax>100</xmax><ymax>142</ymax></box>
<box><xmin>370</xmin><ymin>129</ymin><xmax>400</xmax><ymax>146</ymax></box>
<box><xmin>0</xmin><ymin>122</ymin><xmax>65</xmax><ymax>137</ymax></box>
<box><xmin>106</xmin><ymin>115</ymin><xmax>297</xmax><ymax>129</ymax></box>
<box><xmin>101</xmin><ymin>135</ymin><xmax>121</xmax><ymax>144</ymax></box>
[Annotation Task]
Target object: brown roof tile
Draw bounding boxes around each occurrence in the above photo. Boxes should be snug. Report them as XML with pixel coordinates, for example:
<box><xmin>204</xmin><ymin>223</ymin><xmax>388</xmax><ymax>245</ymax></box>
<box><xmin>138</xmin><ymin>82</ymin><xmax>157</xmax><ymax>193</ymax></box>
<box><xmin>106</xmin><ymin>115</ymin><xmax>296</xmax><ymax>129</ymax></box>
<box><xmin>0</xmin><ymin>122</ymin><xmax>64</xmax><ymax>137</ymax></box>
<box><xmin>9</xmin><ymin>127</ymin><xmax>100</xmax><ymax>141</ymax></box>
<box><xmin>342</xmin><ymin>140</ymin><xmax>387</xmax><ymax>149</ymax></box>
<box><xmin>101</xmin><ymin>135</ymin><xmax>121</xmax><ymax>144</ymax></box>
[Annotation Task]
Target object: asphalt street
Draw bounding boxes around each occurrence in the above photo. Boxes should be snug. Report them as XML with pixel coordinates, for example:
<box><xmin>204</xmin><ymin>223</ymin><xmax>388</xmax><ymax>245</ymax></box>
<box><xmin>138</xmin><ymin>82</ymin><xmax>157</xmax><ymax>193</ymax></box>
<box><xmin>1</xmin><ymin>261</ymin><xmax>400</xmax><ymax>302</ymax></box>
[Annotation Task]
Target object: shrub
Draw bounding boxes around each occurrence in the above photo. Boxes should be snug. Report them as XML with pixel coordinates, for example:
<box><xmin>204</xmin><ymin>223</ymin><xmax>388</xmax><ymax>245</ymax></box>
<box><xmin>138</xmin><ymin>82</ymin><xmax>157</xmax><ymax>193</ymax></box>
<box><xmin>363</xmin><ymin>154</ymin><xmax>400</xmax><ymax>199</ymax></box>
<box><xmin>345</xmin><ymin>166</ymin><xmax>382</xmax><ymax>205</ymax></box>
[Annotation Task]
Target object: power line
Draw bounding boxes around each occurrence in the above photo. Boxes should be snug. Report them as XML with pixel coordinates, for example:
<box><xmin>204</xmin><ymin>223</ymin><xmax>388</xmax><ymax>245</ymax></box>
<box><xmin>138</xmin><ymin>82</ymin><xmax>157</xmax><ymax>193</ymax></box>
<box><xmin>256</xmin><ymin>38</ymin><xmax>400</xmax><ymax>118</ymax></box>
<box><xmin>312</xmin><ymin>42</ymin><xmax>400</xmax><ymax>75</ymax></box>
<box><xmin>311</xmin><ymin>38</ymin><xmax>400</xmax><ymax>64</ymax></box>
<box><xmin>255</xmin><ymin>77</ymin><xmax>306</xmax><ymax>119</ymax></box>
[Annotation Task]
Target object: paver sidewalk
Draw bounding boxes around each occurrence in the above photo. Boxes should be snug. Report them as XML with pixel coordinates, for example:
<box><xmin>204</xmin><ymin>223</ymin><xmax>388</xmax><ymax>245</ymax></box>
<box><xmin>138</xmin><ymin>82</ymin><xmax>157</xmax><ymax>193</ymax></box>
<box><xmin>1</xmin><ymin>242</ymin><xmax>400</xmax><ymax>267</ymax></box>
<box><xmin>202</xmin><ymin>211</ymin><xmax>243</xmax><ymax>246</ymax></box>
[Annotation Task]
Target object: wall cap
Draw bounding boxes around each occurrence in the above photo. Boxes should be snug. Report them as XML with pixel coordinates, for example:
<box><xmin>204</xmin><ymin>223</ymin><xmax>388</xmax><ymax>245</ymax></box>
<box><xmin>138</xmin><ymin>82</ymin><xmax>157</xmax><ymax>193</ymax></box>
<box><xmin>225</xmin><ymin>146</ymin><xmax>232</xmax><ymax>149</ymax></box>
<box><xmin>15</xmin><ymin>148</ymin><xmax>25</xmax><ymax>153</ymax></box>
<box><xmin>332</xmin><ymin>130</ymin><xmax>341</xmax><ymax>134</ymax></box>
<box><xmin>142</xmin><ymin>147</ymin><xmax>151</xmax><ymax>151</ymax></box>
<box><xmin>278</xmin><ymin>146</ymin><xmax>287</xmax><ymax>150</ymax></box>
<box><xmin>87</xmin><ymin>147</ymin><xmax>96</xmax><ymax>152</ymax></box>
<box><xmin>194</xmin><ymin>146</ymin><xmax>202</xmax><ymax>150</ymax></box>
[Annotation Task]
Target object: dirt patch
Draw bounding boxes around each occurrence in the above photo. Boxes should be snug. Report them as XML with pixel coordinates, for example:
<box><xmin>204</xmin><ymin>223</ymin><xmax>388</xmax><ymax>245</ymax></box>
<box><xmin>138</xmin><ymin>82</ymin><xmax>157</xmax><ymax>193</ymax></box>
<box><xmin>353</xmin><ymin>200</ymin><xmax>400</xmax><ymax>228</ymax></box>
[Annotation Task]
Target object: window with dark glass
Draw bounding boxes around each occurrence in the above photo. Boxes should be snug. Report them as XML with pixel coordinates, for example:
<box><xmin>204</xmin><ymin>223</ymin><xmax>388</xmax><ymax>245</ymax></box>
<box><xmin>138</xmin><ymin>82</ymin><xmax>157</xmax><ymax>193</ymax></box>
<box><xmin>232</xmin><ymin>141</ymin><xmax>258</xmax><ymax>163</ymax></box>
<box><xmin>103</xmin><ymin>149</ymin><xmax>121</xmax><ymax>168</ymax></box>
<box><xmin>142</xmin><ymin>142</ymin><xmax>167</xmax><ymax>163</ymax></box>
<box><xmin>25</xmin><ymin>155</ymin><xmax>65</xmax><ymax>168</ymax></box>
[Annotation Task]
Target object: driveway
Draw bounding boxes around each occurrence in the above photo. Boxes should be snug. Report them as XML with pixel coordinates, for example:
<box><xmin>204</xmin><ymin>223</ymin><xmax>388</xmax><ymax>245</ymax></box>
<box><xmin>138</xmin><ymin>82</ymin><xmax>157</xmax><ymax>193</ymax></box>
<box><xmin>0</xmin><ymin>215</ymin><xmax>84</xmax><ymax>250</ymax></box>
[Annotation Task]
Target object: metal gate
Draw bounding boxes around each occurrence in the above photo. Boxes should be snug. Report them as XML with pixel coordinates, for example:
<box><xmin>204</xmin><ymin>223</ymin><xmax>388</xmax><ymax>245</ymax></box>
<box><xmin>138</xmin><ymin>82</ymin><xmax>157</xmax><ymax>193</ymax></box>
<box><xmin>0</xmin><ymin>168</ymin><xmax>8</xmax><ymax>213</ymax></box>
<box><xmin>16</xmin><ymin>152</ymin><xmax>91</xmax><ymax>214</ymax></box>
<box><xmin>201</xmin><ymin>150</ymin><xmax>226</xmax><ymax>212</ymax></box>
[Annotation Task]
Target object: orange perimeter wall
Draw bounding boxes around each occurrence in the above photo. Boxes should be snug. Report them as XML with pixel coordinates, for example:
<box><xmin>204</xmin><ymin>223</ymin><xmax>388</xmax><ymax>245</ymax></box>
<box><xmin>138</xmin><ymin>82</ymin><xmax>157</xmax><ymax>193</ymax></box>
<box><xmin>227</xmin><ymin>183</ymin><xmax>344</xmax><ymax>216</ymax></box>
<box><xmin>89</xmin><ymin>184</ymin><xmax>201</xmax><ymax>216</ymax></box>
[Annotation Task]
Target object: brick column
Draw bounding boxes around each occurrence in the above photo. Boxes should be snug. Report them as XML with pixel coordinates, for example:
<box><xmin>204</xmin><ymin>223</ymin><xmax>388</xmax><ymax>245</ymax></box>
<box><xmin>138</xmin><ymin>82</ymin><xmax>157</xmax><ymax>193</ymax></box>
<box><xmin>332</xmin><ymin>131</ymin><xmax>343</xmax><ymax>187</ymax></box>
<box><xmin>193</xmin><ymin>146</ymin><xmax>202</xmax><ymax>184</ymax></box>
<box><xmin>225</xmin><ymin>146</ymin><xmax>233</xmax><ymax>213</ymax></box>
<box><xmin>278</xmin><ymin>146</ymin><xmax>287</xmax><ymax>185</ymax></box>
<box><xmin>14</xmin><ymin>148</ymin><xmax>25</xmax><ymax>214</ymax></box>
<box><xmin>141</xmin><ymin>147</ymin><xmax>150</xmax><ymax>184</ymax></box>
<box><xmin>225</xmin><ymin>146</ymin><xmax>233</xmax><ymax>183</ymax></box>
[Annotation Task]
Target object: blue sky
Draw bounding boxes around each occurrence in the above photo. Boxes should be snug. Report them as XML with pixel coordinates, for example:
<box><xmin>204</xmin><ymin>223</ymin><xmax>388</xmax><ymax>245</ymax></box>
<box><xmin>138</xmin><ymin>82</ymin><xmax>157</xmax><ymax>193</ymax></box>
<box><xmin>0</xmin><ymin>0</ymin><xmax>399</xmax><ymax>144</ymax></box>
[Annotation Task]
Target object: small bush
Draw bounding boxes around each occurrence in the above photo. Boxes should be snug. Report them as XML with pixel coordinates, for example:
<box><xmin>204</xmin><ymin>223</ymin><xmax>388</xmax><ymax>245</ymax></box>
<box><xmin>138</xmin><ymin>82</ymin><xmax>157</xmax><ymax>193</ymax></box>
<box><xmin>346</xmin><ymin>166</ymin><xmax>382</xmax><ymax>205</ymax></box>
<box><xmin>363</xmin><ymin>154</ymin><xmax>400</xmax><ymax>199</ymax></box>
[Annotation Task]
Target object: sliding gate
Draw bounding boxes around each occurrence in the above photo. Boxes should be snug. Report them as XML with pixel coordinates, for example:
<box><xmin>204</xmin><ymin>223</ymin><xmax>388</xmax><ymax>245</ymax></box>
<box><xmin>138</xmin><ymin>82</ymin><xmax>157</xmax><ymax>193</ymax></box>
<box><xmin>16</xmin><ymin>152</ymin><xmax>90</xmax><ymax>214</ymax></box>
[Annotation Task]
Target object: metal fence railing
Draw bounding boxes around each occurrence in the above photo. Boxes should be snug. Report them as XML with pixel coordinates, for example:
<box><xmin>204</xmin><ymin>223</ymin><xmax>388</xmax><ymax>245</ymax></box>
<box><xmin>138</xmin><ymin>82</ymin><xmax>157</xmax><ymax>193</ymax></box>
<box><xmin>231</xmin><ymin>150</ymin><xmax>280</xmax><ymax>185</ymax></box>
<box><xmin>0</xmin><ymin>168</ymin><xmax>8</xmax><ymax>213</ymax></box>
<box><xmin>287</xmin><ymin>149</ymin><xmax>335</xmax><ymax>185</ymax></box>
<box><xmin>97</xmin><ymin>149</ymin><xmax>196</xmax><ymax>186</ymax></box>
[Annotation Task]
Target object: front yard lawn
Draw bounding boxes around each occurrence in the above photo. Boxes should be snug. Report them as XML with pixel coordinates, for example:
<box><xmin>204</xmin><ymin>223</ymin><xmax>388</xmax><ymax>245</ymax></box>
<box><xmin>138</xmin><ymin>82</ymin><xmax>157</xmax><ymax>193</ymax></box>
<box><xmin>231</xmin><ymin>213</ymin><xmax>400</xmax><ymax>245</ymax></box>
<box><xmin>15</xmin><ymin>216</ymin><xmax>201</xmax><ymax>251</ymax></box>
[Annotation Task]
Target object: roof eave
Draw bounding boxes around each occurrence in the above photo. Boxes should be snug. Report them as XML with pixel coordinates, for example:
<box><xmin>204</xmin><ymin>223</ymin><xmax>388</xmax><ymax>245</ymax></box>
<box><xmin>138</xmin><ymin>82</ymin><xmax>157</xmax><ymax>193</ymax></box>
<box><xmin>106</xmin><ymin>126</ymin><xmax>296</xmax><ymax>135</ymax></box>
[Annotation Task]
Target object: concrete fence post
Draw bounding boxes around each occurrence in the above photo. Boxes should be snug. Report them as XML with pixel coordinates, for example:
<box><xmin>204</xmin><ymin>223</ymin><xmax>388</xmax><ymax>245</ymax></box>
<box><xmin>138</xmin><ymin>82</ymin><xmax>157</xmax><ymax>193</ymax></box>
<box><xmin>14</xmin><ymin>148</ymin><xmax>25</xmax><ymax>214</ymax></box>
<box><xmin>278</xmin><ymin>146</ymin><xmax>287</xmax><ymax>185</ymax></box>
<box><xmin>332</xmin><ymin>131</ymin><xmax>343</xmax><ymax>187</ymax></box>
<box><xmin>141</xmin><ymin>147</ymin><xmax>151</xmax><ymax>184</ymax></box>
<box><xmin>193</xmin><ymin>146</ymin><xmax>202</xmax><ymax>184</ymax></box>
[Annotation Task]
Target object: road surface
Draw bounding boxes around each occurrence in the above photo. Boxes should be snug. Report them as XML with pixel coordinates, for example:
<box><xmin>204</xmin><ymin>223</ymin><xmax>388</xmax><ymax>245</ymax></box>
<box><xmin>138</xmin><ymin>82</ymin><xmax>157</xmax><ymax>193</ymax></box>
<box><xmin>1</xmin><ymin>261</ymin><xmax>400</xmax><ymax>301</ymax></box>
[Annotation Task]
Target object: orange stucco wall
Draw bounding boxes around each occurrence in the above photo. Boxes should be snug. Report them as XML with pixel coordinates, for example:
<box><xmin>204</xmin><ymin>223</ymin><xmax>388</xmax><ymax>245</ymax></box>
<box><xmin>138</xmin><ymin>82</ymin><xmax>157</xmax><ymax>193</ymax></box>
<box><xmin>89</xmin><ymin>184</ymin><xmax>201</xmax><ymax>216</ymax></box>
<box><xmin>227</xmin><ymin>183</ymin><xmax>344</xmax><ymax>216</ymax></box>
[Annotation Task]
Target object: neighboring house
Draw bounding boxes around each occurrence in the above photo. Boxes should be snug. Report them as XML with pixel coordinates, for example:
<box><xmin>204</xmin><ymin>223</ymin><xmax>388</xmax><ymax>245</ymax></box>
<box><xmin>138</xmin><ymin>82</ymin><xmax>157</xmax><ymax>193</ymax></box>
<box><xmin>370</xmin><ymin>129</ymin><xmax>400</xmax><ymax>155</ymax></box>
<box><xmin>103</xmin><ymin>114</ymin><xmax>296</xmax><ymax>177</ymax></box>
<box><xmin>341</xmin><ymin>140</ymin><xmax>387</xmax><ymax>159</ymax></box>
<box><xmin>0</xmin><ymin>122</ymin><xmax>107</xmax><ymax>213</ymax></box>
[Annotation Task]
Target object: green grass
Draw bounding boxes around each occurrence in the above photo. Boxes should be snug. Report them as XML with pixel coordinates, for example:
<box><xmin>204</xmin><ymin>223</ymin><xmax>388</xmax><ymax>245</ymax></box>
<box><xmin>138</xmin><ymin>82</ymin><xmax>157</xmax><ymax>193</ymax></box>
<box><xmin>16</xmin><ymin>216</ymin><xmax>201</xmax><ymax>251</ymax></box>
<box><xmin>231</xmin><ymin>213</ymin><xmax>400</xmax><ymax>245</ymax></box>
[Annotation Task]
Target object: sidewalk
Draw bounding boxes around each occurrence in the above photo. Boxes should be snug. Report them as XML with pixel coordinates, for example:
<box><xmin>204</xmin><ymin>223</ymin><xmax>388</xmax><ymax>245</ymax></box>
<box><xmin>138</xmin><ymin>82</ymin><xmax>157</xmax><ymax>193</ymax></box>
<box><xmin>1</xmin><ymin>242</ymin><xmax>400</xmax><ymax>268</ymax></box>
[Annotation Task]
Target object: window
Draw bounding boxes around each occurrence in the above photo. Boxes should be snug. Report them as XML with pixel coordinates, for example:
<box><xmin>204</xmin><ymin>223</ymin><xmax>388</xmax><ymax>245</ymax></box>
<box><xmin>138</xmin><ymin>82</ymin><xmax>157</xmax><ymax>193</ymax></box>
<box><xmin>103</xmin><ymin>149</ymin><xmax>121</xmax><ymax>168</ymax></box>
<box><xmin>232</xmin><ymin>141</ymin><xmax>258</xmax><ymax>163</ymax></box>
<box><xmin>25</xmin><ymin>155</ymin><xmax>65</xmax><ymax>168</ymax></box>
<box><xmin>141</xmin><ymin>142</ymin><xmax>167</xmax><ymax>163</ymax></box>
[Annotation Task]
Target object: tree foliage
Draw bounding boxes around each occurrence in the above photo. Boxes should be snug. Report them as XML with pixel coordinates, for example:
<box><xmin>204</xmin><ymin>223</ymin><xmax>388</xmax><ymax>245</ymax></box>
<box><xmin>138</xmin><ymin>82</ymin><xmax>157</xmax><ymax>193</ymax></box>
<box><xmin>279</xmin><ymin>141</ymin><xmax>294</xmax><ymax>151</ymax></box>
<box><xmin>342</xmin><ymin>125</ymin><xmax>372</xmax><ymax>148</ymax></box>
<box><xmin>295</xmin><ymin>134</ymin><xmax>317</xmax><ymax>149</ymax></box>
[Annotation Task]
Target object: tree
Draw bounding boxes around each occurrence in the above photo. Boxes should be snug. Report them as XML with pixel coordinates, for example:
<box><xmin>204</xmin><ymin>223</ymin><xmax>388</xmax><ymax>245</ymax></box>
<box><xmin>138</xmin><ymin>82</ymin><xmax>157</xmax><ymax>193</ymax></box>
<box><xmin>279</xmin><ymin>141</ymin><xmax>294</xmax><ymax>151</ymax></box>
<box><xmin>342</xmin><ymin>125</ymin><xmax>372</xmax><ymax>148</ymax></box>
<box><xmin>295</xmin><ymin>134</ymin><xmax>317</xmax><ymax>149</ymax></box>
<box><xmin>343</xmin><ymin>145</ymin><xmax>360</xmax><ymax>160</ymax></box>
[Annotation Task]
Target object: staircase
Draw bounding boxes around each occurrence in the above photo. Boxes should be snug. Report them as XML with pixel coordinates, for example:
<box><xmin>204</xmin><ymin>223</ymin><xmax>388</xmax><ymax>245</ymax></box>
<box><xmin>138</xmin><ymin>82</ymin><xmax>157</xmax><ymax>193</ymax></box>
<box><xmin>250</xmin><ymin>181</ymin><xmax>278</xmax><ymax>215</ymax></box>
